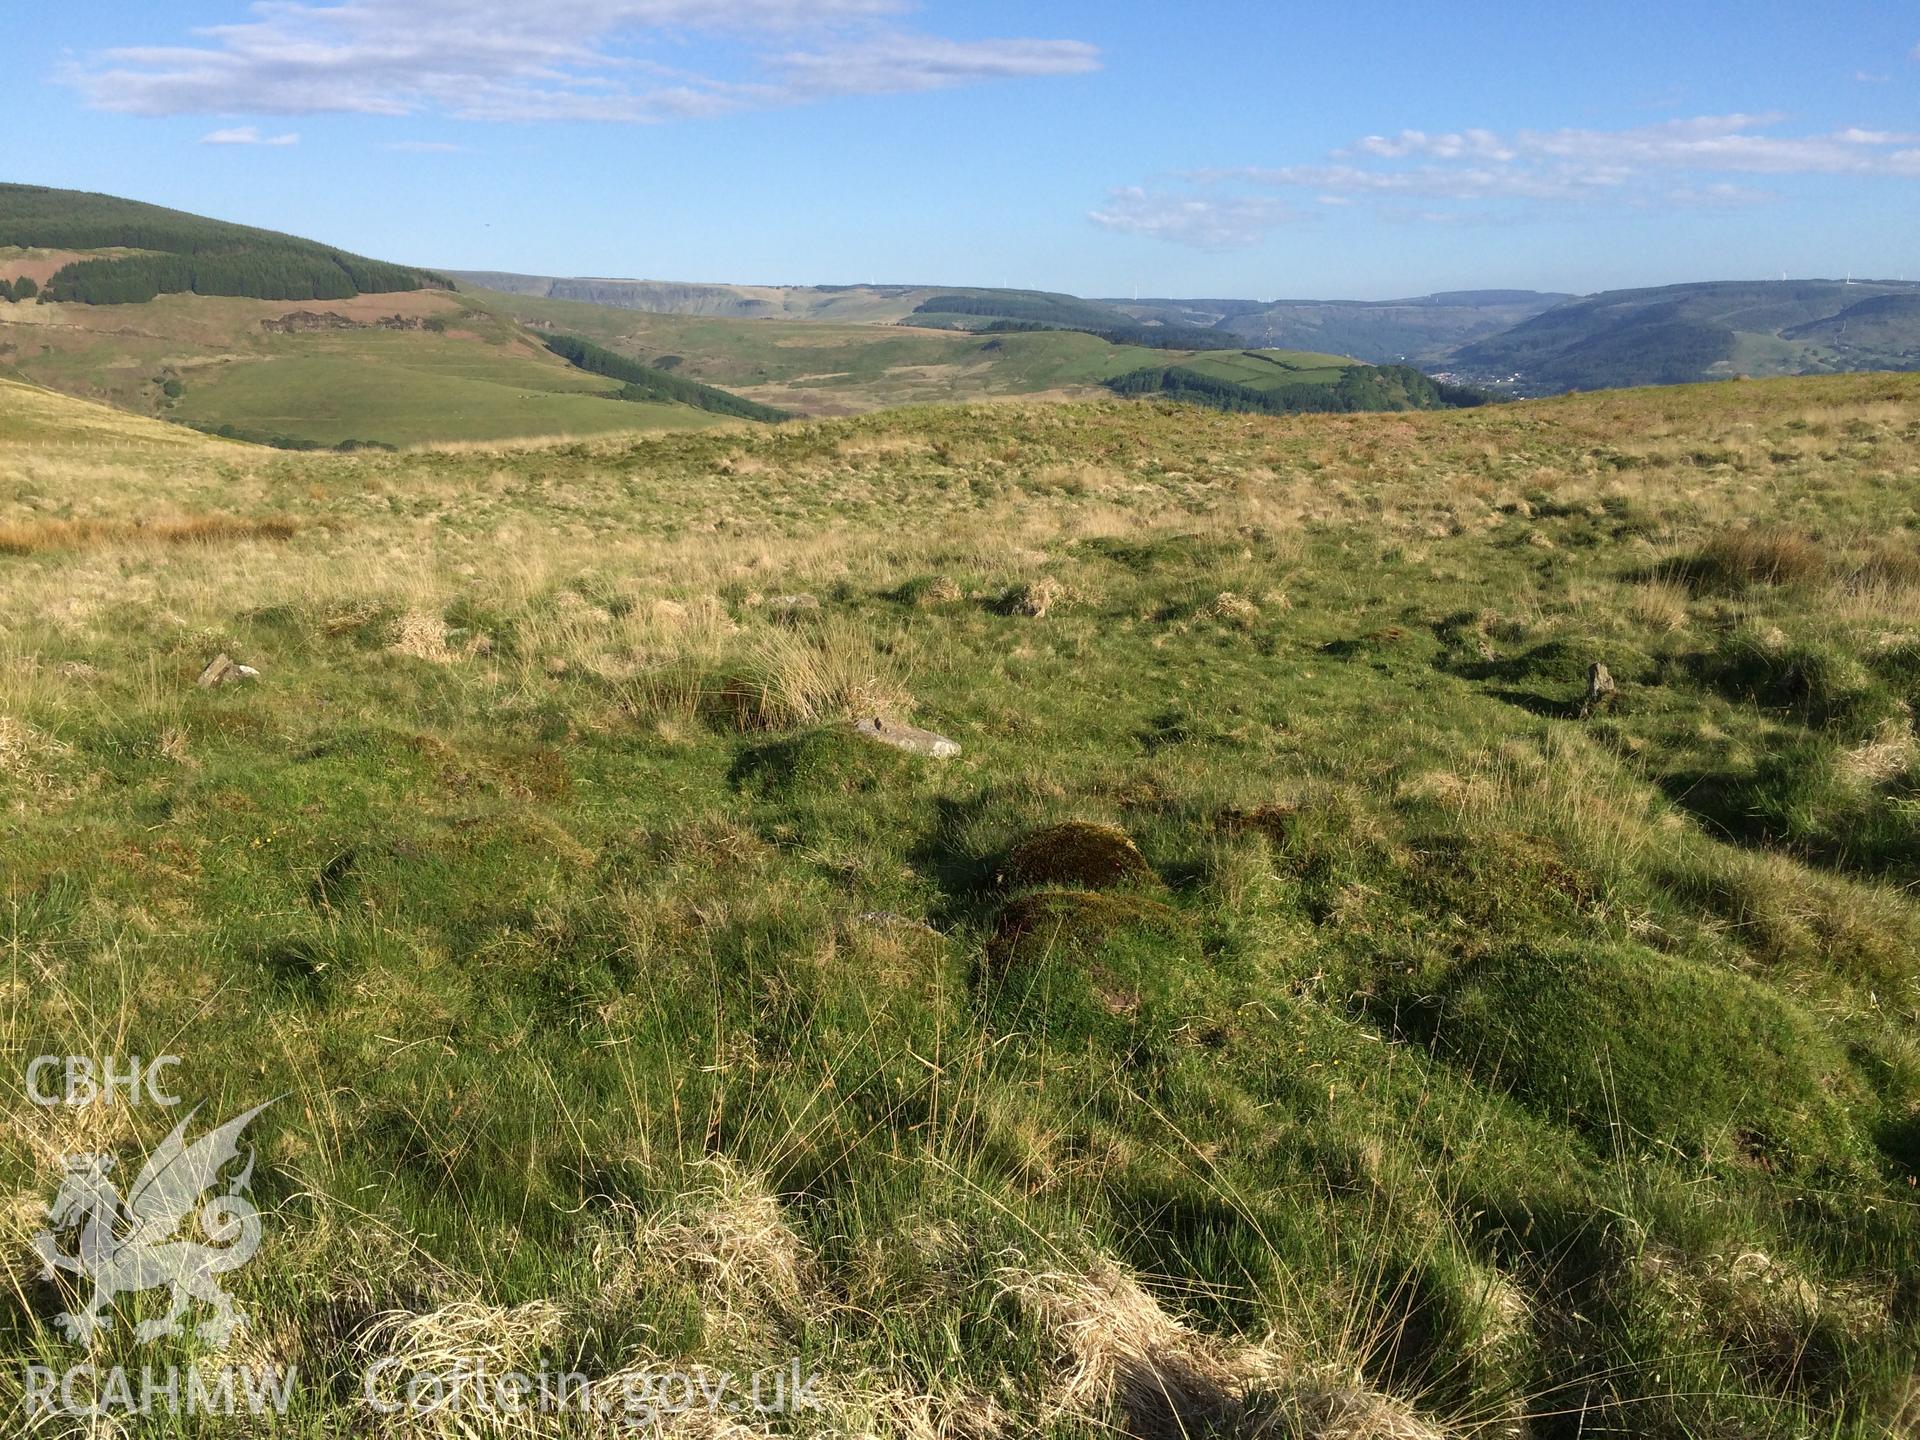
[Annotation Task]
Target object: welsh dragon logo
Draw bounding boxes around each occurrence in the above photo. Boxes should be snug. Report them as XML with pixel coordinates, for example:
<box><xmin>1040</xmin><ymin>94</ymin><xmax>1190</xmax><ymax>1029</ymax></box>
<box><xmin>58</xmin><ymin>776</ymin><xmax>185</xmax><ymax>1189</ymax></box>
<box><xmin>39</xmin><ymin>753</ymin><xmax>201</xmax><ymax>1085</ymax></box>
<box><xmin>33</xmin><ymin>1101</ymin><xmax>273</xmax><ymax>1346</ymax></box>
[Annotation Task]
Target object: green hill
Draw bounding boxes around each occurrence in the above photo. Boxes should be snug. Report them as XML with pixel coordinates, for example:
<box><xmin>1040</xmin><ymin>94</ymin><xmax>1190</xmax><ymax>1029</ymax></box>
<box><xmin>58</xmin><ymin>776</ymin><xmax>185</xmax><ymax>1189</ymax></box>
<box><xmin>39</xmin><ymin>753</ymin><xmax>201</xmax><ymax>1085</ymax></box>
<box><xmin>1453</xmin><ymin>279</ymin><xmax>1920</xmax><ymax>392</ymax></box>
<box><xmin>540</xmin><ymin>332</ymin><xmax>796</xmax><ymax>422</ymax></box>
<box><xmin>903</xmin><ymin>288</ymin><xmax>1240</xmax><ymax>349</ymax></box>
<box><xmin>466</xmin><ymin>285</ymin><xmax>1216</xmax><ymax>416</ymax></box>
<box><xmin>0</xmin><ymin>182</ymin><xmax>443</xmax><ymax>303</ymax></box>
<box><xmin>452</xmin><ymin>272</ymin><xmax>1240</xmax><ymax>350</ymax></box>
<box><xmin>1782</xmin><ymin>291</ymin><xmax>1920</xmax><ymax>359</ymax></box>
<box><xmin>1107</xmin><ymin>350</ymin><xmax>1485</xmax><ymax>414</ymax></box>
<box><xmin>1109</xmin><ymin>290</ymin><xmax>1572</xmax><ymax>363</ymax></box>
<box><xmin>0</xmin><ymin>186</ymin><xmax>781</xmax><ymax>446</ymax></box>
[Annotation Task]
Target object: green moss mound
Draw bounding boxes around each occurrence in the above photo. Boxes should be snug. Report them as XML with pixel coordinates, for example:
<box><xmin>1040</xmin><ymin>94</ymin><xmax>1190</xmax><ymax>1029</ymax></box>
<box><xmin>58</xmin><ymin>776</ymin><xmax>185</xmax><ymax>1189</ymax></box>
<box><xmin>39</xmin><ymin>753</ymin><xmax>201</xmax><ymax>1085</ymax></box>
<box><xmin>1397</xmin><ymin>829</ymin><xmax>1598</xmax><ymax>933</ymax></box>
<box><xmin>987</xmin><ymin>888</ymin><xmax>1180</xmax><ymax>970</ymax></box>
<box><xmin>1692</xmin><ymin>628</ymin><xmax>1903</xmax><ymax>737</ymax></box>
<box><xmin>998</xmin><ymin>820</ymin><xmax>1158</xmax><ymax>893</ymax></box>
<box><xmin>1415</xmin><ymin>942</ymin><xmax>1865</xmax><ymax>1168</ymax></box>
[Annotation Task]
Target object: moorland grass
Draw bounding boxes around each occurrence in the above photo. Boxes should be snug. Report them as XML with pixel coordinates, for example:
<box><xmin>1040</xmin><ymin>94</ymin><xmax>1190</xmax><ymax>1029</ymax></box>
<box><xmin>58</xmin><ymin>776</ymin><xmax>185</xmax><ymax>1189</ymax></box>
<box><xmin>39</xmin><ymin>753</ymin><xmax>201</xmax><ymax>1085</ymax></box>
<box><xmin>2</xmin><ymin>373</ymin><xmax>1920</xmax><ymax>1435</ymax></box>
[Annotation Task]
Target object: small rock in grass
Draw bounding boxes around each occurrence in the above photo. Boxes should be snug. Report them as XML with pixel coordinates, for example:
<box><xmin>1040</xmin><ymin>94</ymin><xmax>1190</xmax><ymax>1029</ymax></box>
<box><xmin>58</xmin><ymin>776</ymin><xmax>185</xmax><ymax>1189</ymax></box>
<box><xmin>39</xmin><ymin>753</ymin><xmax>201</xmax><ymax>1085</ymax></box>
<box><xmin>195</xmin><ymin>653</ymin><xmax>259</xmax><ymax>688</ymax></box>
<box><xmin>1580</xmin><ymin>661</ymin><xmax>1617</xmax><ymax>718</ymax></box>
<box><xmin>769</xmin><ymin>593</ymin><xmax>820</xmax><ymax>612</ymax></box>
<box><xmin>850</xmin><ymin>716</ymin><xmax>960</xmax><ymax>758</ymax></box>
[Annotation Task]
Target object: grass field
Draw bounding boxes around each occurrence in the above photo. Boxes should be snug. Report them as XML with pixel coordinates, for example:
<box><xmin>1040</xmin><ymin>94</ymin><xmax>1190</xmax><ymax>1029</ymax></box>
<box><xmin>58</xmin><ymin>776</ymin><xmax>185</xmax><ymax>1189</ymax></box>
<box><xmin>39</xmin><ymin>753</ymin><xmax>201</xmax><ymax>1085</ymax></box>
<box><xmin>0</xmin><ymin>291</ymin><xmax>732</xmax><ymax>447</ymax></box>
<box><xmin>168</xmin><ymin>345</ymin><xmax>723</xmax><ymax>447</ymax></box>
<box><xmin>4</xmin><ymin>372</ymin><xmax>1920</xmax><ymax>1436</ymax></box>
<box><xmin>1164</xmin><ymin>348</ymin><xmax>1358</xmax><ymax>392</ymax></box>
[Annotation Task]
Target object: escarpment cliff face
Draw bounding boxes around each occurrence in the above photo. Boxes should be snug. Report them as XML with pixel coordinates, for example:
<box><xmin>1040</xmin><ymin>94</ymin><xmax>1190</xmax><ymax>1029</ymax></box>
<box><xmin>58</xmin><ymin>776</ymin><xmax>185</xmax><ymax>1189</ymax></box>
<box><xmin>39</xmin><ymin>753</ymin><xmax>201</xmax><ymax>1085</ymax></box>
<box><xmin>262</xmin><ymin>310</ymin><xmax>430</xmax><ymax>333</ymax></box>
<box><xmin>445</xmin><ymin>270</ymin><xmax>937</xmax><ymax>322</ymax></box>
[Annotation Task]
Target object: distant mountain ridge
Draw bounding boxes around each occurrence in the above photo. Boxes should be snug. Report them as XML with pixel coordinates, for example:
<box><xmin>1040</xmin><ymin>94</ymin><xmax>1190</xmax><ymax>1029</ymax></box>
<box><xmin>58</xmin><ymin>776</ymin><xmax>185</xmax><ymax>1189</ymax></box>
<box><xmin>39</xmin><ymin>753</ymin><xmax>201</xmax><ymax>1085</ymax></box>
<box><xmin>1452</xmin><ymin>279</ymin><xmax>1920</xmax><ymax>392</ymax></box>
<box><xmin>1104</xmin><ymin>291</ymin><xmax>1572</xmax><ymax>363</ymax></box>
<box><xmin>449</xmin><ymin>271</ymin><xmax>937</xmax><ymax>322</ymax></box>
<box><xmin>455</xmin><ymin>273</ymin><xmax>1569</xmax><ymax>362</ymax></box>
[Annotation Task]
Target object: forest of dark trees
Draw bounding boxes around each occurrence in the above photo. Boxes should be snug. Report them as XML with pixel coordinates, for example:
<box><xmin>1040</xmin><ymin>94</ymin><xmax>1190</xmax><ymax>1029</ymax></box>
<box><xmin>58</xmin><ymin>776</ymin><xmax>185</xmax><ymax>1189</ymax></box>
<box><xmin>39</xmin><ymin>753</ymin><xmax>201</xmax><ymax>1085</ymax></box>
<box><xmin>1107</xmin><ymin>363</ymin><xmax>1488</xmax><ymax>415</ymax></box>
<box><xmin>0</xmin><ymin>183</ymin><xmax>443</xmax><ymax>304</ymax></box>
<box><xmin>541</xmin><ymin>334</ymin><xmax>794</xmax><ymax>423</ymax></box>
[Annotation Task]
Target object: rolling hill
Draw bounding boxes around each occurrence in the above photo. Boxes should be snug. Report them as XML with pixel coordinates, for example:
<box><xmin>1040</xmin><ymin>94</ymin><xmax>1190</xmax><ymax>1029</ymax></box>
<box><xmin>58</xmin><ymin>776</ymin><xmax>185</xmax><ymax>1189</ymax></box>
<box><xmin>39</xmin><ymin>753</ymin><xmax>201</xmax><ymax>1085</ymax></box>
<box><xmin>0</xmin><ymin>186</ymin><xmax>782</xmax><ymax>446</ymax></box>
<box><xmin>0</xmin><ymin>182</ymin><xmax>442</xmax><ymax>303</ymax></box>
<box><xmin>1451</xmin><ymin>279</ymin><xmax>1920</xmax><ymax>392</ymax></box>
<box><xmin>448</xmin><ymin>270</ymin><xmax>938</xmax><ymax>322</ymax></box>
<box><xmin>1106</xmin><ymin>350</ymin><xmax>1486</xmax><ymax>415</ymax></box>
<box><xmin>462</xmin><ymin>284</ymin><xmax>1285</xmax><ymax>417</ymax></box>
<box><xmin>454</xmin><ymin>273</ymin><xmax>1240</xmax><ymax>348</ymax></box>
<box><xmin>1107</xmin><ymin>290</ymin><xmax>1572</xmax><ymax>363</ymax></box>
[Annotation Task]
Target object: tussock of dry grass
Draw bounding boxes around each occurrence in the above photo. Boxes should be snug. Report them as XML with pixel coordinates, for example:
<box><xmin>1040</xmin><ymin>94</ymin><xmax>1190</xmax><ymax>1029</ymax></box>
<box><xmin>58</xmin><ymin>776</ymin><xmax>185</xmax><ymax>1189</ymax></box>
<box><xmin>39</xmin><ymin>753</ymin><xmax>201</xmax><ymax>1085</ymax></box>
<box><xmin>1003</xmin><ymin>1260</ymin><xmax>1450</xmax><ymax>1440</ymax></box>
<box><xmin>1668</xmin><ymin>524</ymin><xmax>1920</xmax><ymax>599</ymax></box>
<box><xmin>389</xmin><ymin>608</ymin><xmax>455</xmax><ymax>663</ymax></box>
<box><xmin>0</xmin><ymin>513</ymin><xmax>297</xmax><ymax>555</ymax></box>
<box><xmin>713</xmin><ymin>618</ymin><xmax>914</xmax><ymax>730</ymax></box>
<box><xmin>624</xmin><ymin>1159</ymin><xmax>811</xmax><ymax>1340</ymax></box>
<box><xmin>1003</xmin><ymin>576</ymin><xmax>1070</xmax><ymax>619</ymax></box>
<box><xmin>0</xmin><ymin>713</ymin><xmax>63</xmax><ymax>787</ymax></box>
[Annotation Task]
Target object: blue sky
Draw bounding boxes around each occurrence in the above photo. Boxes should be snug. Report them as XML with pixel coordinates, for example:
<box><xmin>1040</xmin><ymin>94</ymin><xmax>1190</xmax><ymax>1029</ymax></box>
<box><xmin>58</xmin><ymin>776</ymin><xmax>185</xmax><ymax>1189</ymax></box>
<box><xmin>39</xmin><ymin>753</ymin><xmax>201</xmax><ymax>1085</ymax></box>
<box><xmin>7</xmin><ymin>2</ymin><xmax>1918</xmax><ymax>299</ymax></box>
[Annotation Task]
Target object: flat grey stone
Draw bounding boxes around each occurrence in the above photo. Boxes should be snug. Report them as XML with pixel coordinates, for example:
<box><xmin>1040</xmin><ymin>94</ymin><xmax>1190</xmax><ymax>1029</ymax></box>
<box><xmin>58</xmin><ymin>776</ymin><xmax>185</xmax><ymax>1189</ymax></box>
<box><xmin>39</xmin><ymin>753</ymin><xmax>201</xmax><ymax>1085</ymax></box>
<box><xmin>196</xmin><ymin>653</ymin><xmax>259</xmax><ymax>687</ymax></box>
<box><xmin>851</xmin><ymin>716</ymin><xmax>960</xmax><ymax>758</ymax></box>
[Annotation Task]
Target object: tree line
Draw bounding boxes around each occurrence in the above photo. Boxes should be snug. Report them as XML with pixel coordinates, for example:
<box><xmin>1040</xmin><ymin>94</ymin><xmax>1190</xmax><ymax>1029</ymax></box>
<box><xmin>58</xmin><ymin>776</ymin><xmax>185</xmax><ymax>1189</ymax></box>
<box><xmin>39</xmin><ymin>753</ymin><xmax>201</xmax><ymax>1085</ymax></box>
<box><xmin>0</xmin><ymin>276</ymin><xmax>38</xmax><ymax>302</ymax></box>
<box><xmin>1</xmin><ymin>182</ymin><xmax>444</xmax><ymax>305</ymax></box>
<box><xmin>1107</xmin><ymin>363</ymin><xmax>1488</xmax><ymax>415</ymax></box>
<box><xmin>541</xmin><ymin>334</ymin><xmax>795</xmax><ymax>423</ymax></box>
<box><xmin>39</xmin><ymin>250</ymin><xmax>433</xmax><ymax>305</ymax></box>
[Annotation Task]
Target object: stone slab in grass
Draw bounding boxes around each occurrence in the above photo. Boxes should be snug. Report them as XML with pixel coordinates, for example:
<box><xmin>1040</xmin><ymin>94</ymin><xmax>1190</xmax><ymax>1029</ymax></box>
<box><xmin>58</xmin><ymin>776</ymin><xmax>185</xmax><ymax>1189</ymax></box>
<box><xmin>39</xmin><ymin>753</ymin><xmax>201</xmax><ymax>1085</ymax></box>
<box><xmin>850</xmin><ymin>716</ymin><xmax>960</xmax><ymax>758</ymax></box>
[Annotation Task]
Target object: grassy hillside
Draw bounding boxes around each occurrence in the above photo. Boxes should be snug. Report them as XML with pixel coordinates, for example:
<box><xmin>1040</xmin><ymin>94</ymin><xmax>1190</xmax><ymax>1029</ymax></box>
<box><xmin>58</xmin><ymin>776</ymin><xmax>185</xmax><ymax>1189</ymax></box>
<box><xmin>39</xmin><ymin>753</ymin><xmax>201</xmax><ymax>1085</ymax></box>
<box><xmin>0</xmin><ymin>188</ymin><xmax>789</xmax><ymax>446</ymax></box>
<box><xmin>1107</xmin><ymin>354</ymin><xmax>1483</xmax><ymax>415</ymax></box>
<box><xmin>0</xmin><ymin>289</ymin><xmax>731</xmax><ymax>447</ymax></box>
<box><xmin>1170</xmin><ymin>348</ymin><xmax>1361</xmax><ymax>391</ymax></box>
<box><xmin>5</xmin><ymin>372</ymin><xmax>1920</xmax><ymax>1436</ymax></box>
<box><xmin>468</xmin><ymin>287</ymin><xmax>1190</xmax><ymax>415</ymax></box>
<box><xmin>1453</xmin><ymin>280</ymin><xmax>1920</xmax><ymax>393</ymax></box>
<box><xmin>0</xmin><ymin>183</ymin><xmax>441</xmax><ymax>303</ymax></box>
<box><xmin>1111</xmin><ymin>291</ymin><xmax>1572</xmax><ymax>364</ymax></box>
<box><xmin>899</xmin><ymin>288</ymin><xmax>1240</xmax><ymax>349</ymax></box>
<box><xmin>540</xmin><ymin>333</ymin><xmax>796</xmax><ymax>423</ymax></box>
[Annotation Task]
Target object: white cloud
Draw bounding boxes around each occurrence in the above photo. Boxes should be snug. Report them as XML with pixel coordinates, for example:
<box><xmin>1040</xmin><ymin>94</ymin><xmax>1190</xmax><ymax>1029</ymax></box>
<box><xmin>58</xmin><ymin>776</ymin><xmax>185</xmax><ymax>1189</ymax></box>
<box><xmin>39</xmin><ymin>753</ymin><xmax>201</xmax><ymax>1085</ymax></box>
<box><xmin>1320</xmin><ymin>115</ymin><xmax>1920</xmax><ymax>180</ymax></box>
<box><xmin>199</xmin><ymin>125</ymin><xmax>298</xmax><ymax>145</ymax></box>
<box><xmin>1088</xmin><ymin>187</ymin><xmax>1299</xmax><ymax>250</ymax></box>
<box><xmin>775</xmin><ymin>34</ymin><xmax>1099</xmax><ymax>97</ymax></box>
<box><xmin>66</xmin><ymin>1</ymin><xmax>1096</xmax><ymax>124</ymax></box>
<box><xmin>1108</xmin><ymin>114</ymin><xmax>1920</xmax><ymax>247</ymax></box>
